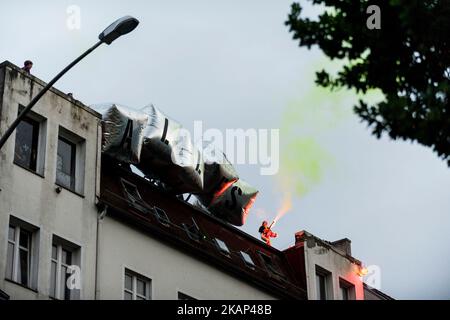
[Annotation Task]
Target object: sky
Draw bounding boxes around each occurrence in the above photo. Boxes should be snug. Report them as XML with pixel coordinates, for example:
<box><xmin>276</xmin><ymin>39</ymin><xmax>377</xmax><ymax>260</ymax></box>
<box><xmin>1</xmin><ymin>0</ymin><xmax>449</xmax><ymax>299</ymax></box>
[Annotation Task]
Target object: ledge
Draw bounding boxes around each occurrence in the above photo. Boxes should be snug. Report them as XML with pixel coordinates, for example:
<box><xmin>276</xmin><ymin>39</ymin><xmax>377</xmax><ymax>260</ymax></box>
<box><xmin>55</xmin><ymin>182</ymin><xmax>85</xmax><ymax>199</ymax></box>
<box><xmin>0</xmin><ymin>60</ymin><xmax>101</xmax><ymax>119</ymax></box>
<box><xmin>5</xmin><ymin>278</ymin><xmax>38</xmax><ymax>294</ymax></box>
<box><xmin>13</xmin><ymin>161</ymin><xmax>45</xmax><ymax>179</ymax></box>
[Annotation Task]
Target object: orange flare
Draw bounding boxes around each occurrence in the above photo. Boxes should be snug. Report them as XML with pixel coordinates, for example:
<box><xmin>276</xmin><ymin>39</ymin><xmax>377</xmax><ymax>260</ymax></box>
<box><xmin>271</xmin><ymin>193</ymin><xmax>292</xmax><ymax>227</ymax></box>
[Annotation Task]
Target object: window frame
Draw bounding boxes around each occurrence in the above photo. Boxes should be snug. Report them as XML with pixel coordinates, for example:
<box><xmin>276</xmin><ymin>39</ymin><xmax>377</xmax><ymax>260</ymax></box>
<box><xmin>123</xmin><ymin>269</ymin><xmax>151</xmax><ymax>300</ymax></box>
<box><xmin>339</xmin><ymin>277</ymin><xmax>356</xmax><ymax>300</ymax></box>
<box><xmin>13</xmin><ymin>107</ymin><xmax>47</xmax><ymax>176</ymax></box>
<box><xmin>240</xmin><ymin>251</ymin><xmax>256</xmax><ymax>268</ymax></box>
<box><xmin>315</xmin><ymin>265</ymin><xmax>333</xmax><ymax>300</ymax></box>
<box><xmin>6</xmin><ymin>225</ymin><xmax>31</xmax><ymax>286</ymax></box>
<box><xmin>121</xmin><ymin>179</ymin><xmax>143</xmax><ymax>202</ymax></box>
<box><xmin>56</xmin><ymin>136</ymin><xmax>77</xmax><ymax>191</ymax></box>
<box><xmin>14</xmin><ymin>117</ymin><xmax>39</xmax><ymax>171</ymax></box>
<box><xmin>258</xmin><ymin>251</ymin><xmax>285</xmax><ymax>278</ymax></box>
<box><xmin>153</xmin><ymin>206</ymin><xmax>171</xmax><ymax>226</ymax></box>
<box><xmin>5</xmin><ymin>217</ymin><xmax>39</xmax><ymax>291</ymax></box>
<box><xmin>182</xmin><ymin>218</ymin><xmax>202</xmax><ymax>242</ymax></box>
<box><xmin>50</xmin><ymin>242</ymin><xmax>79</xmax><ymax>300</ymax></box>
<box><xmin>120</xmin><ymin>178</ymin><xmax>151</xmax><ymax>214</ymax></box>
<box><xmin>213</xmin><ymin>238</ymin><xmax>231</xmax><ymax>256</ymax></box>
<box><xmin>56</xmin><ymin>126</ymin><xmax>86</xmax><ymax>195</ymax></box>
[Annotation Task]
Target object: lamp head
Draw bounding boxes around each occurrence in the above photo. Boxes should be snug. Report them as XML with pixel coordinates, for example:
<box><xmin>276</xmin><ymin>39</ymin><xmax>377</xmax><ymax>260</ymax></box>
<box><xmin>99</xmin><ymin>16</ymin><xmax>139</xmax><ymax>45</ymax></box>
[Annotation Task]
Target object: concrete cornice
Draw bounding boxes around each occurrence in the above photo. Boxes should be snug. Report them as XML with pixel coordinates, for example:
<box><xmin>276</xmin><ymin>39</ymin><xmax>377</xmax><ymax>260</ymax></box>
<box><xmin>0</xmin><ymin>60</ymin><xmax>101</xmax><ymax>119</ymax></box>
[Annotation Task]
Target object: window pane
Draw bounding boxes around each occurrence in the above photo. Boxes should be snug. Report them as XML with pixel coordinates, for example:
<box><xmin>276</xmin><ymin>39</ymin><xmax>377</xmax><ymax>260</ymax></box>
<box><xmin>64</xmin><ymin>270</ymin><xmax>71</xmax><ymax>300</ymax></box>
<box><xmin>57</xmin><ymin>137</ymin><xmax>76</xmax><ymax>190</ymax></box>
<box><xmin>18</xmin><ymin>248</ymin><xmax>29</xmax><ymax>286</ymax></box>
<box><xmin>19</xmin><ymin>230</ymin><xmax>30</xmax><ymax>249</ymax></box>
<box><xmin>6</xmin><ymin>242</ymin><xmax>15</xmax><ymax>280</ymax></box>
<box><xmin>260</xmin><ymin>253</ymin><xmax>282</xmax><ymax>275</ymax></box>
<box><xmin>50</xmin><ymin>261</ymin><xmax>57</xmax><ymax>298</ymax></box>
<box><xmin>52</xmin><ymin>245</ymin><xmax>57</xmax><ymax>260</ymax></box>
<box><xmin>216</xmin><ymin>239</ymin><xmax>230</xmax><ymax>253</ymax></box>
<box><xmin>124</xmin><ymin>274</ymin><xmax>133</xmax><ymax>290</ymax></box>
<box><xmin>341</xmin><ymin>287</ymin><xmax>349</xmax><ymax>300</ymax></box>
<box><xmin>316</xmin><ymin>274</ymin><xmax>326</xmax><ymax>300</ymax></box>
<box><xmin>241</xmin><ymin>252</ymin><xmax>255</xmax><ymax>266</ymax></box>
<box><xmin>136</xmin><ymin>296</ymin><xmax>146</xmax><ymax>301</ymax></box>
<box><xmin>8</xmin><ymin>226</ymin><xmax>15</xmax><ymax>241</ymax></box>
<box><xmin>137</xmin><ymin>279</ymin><xmax>146</xmax><ymax>296</ymax></box>
<box><xmin>60</xmin><ymin>265</ymin><xmax>67</xmax><ymax>299</ymax></box>
<box><xmin>62</xmin><ymin>249</ymin><xmax>72</xmax><ymax>265</ymax></box>
<box><xmin>124</xmin><ymin>291</ymin><xmax>133</xmax><ymax>300</ymax></box>
<box><xmin>123</xmin><ymin>181</ymin><xmax>141</xmax><ymax>201</ymax></box>
<box><xmin>14</xmin><ymin>118</ymin><xmax>39</xmax><ymax>171</ymax></box>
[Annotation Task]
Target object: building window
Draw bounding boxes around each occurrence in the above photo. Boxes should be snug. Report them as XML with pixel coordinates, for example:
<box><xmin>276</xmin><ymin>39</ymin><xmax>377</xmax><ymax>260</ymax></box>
<box><xmin>315</xmin><ymin>266</ymin><xmax>332</xmax><ymax>300</ymax></box>
<box><xmin>339</xmin><ymin>278</ymin><xmax>356</xmax><ymax>300</ymax></box>
<box><xmin>50</xmin><ymin>237</ymin><xmax>81</xmax><ymax>300</ymax></box>
<box><xmin>214</xmin><ymin>238</ymin><xmax>230</xmax><ymax>256</ymax></box>
<box><xmin>120</xmin><ymin>179</ymin><xmax>150</xmax><ymax>213</ymax></box>
<box><xmin>14</xmin><ymin>109</ymin><xmax>46</xmax><ymax>175</ymax></box>
<box><xmin>124</xmin><ymin>269</ymin><xmax>151</xmax><ymax>300</ymax></box>
<box><xmin>341</xmin><ymin>285</ymin><xmax>349</xmax><ymax>300</ymax></box>
<box><xmin>121</xmin><ymin>179</ymin><xmax>142</xmax><ymax>202</ymax></box>
<box><xmin>316</xmin><ymin>273</ymin><xmax>327</xmax><ymax>300</ymax></box>
<box><xmin>182</xmin><ymin>218</ymin><xmax>202</xmax><ymax>242</ymax></box>
<box><xmin>14</xmin><ymin>117</ymin><xmax>39</xmax><ymax>171</ymax></box>
<box><xmin>240</xmin><ymin>251</ymin><xmax>256</xmax><ymax>268</ymax></box>
<box><xmin>178</xmin><ymin>292</ymin><xmax>196</xmax><ymax>300</ymax></box>
<box><xmin>6</xmin><ymin>217</ymin><xmax>39</xmax><ymax>289</ymax></box>
<box><xmin>56</xmin><ymin>127</ymin><xmax>85</xmax><ymax>194</ymax></box>
<box><xmin>56</xmin><ymin>137</ymin><xmax>76</xmax><ymax>190</ymax></box>
<box><xmin>258</xmin><ymin>251</ymin><xmax>284</xmax><ymax>277</ymax></box>
<box><xmin>153</xmin><ymin>207</ymin><xmax>170</xmax><ymax>226</ymax></box>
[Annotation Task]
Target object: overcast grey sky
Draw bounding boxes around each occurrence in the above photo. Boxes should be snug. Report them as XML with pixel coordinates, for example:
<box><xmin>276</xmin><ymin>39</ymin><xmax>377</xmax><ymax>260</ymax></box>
<box><xmin>1</xmin><ymin>0</ymin><xmax>449</xmax><ymax>299</ymax></box>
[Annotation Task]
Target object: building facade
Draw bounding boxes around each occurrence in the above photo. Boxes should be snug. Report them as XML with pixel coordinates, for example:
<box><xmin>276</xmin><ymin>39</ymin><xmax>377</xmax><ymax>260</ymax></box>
<box><xmin>284</xmin><ymin>232</ymin><xmax>365</xmax><ymax>300</ymax></box>
<box><xmin>0</xmin><ymin>61</ymin><xmax>392</xmax><ymax>300</ymax></box>
<box><xmin>0</xmin><ymin>61</ymin><xmax>101</xmax><ymax>299</ymax></box>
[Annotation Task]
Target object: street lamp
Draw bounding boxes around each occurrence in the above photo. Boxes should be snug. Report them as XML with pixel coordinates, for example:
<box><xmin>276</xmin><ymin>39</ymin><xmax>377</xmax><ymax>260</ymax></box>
<box><xmin>0</xmin><ymin>15</ymin><xmax>139</xmax><ymax>150</ymax></box>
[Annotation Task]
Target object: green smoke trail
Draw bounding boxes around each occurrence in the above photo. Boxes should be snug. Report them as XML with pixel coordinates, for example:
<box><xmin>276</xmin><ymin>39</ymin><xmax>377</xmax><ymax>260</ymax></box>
<box><xmin>278</xmin><ymin>58</ymin><xmax>383</xmax><ymax>197</ymax></box>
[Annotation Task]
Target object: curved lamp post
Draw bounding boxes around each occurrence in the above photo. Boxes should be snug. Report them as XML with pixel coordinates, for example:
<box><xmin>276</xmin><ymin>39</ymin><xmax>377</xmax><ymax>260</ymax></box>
<box><xmin>0</xmin><ymin>16</ymin><xmax>139</xmax><ymax>150</ymax></box>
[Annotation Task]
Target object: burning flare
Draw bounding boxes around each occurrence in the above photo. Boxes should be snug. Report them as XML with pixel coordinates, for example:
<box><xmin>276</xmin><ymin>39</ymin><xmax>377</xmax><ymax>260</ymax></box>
<box><xmin>271</xmin><ymin>193</ymin><xmax>293</xmax><ymax>228</ymax></box>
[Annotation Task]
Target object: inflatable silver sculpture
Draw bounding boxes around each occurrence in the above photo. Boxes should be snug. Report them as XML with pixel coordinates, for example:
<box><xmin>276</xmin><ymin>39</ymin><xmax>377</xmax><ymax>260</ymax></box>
<box><xmin>93</xmin><ymin>103</ymin><xmax>148</xmax><ymax>164</ymax></box>
<box><xmin>207</xmin><ymin>179</ymin><xmax>258</xmax><ymax>227</ymax></box>
<box><xmin>92</xmin><ymin>103</ymin><xmax>204</xmax><ymax>194</ymax></box>
<box><xmin>138</xmin><ymin>104</ymin><xmax>204</xmax><ymax>194</ymax></box>
<box><xmin>92</xmin><ymin>103</ymin><xmax>257</xmax><ymax>226</ymax></box>
<box><xmin>196</xmin><ymin>143</ymin><xmax>239</xmax><ymax>207</ymax></box>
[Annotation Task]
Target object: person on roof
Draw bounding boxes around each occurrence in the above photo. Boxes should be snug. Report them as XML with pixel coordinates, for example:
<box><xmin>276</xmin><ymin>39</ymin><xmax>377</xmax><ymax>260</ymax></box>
<box><xmin>258</xmin><ymin>220</ymin><xmax>277</xmax><ymax>246</ymax></box>
<box><xmin>21</xmin><ymin>60</ymin><xmax>33</xmax><ymax>74</ymax></box>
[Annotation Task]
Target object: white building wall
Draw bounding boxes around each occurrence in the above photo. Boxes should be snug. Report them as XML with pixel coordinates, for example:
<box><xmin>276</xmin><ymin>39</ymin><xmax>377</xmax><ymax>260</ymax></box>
<box><xmin>0</xmin><ymin>63</ymin><xmax>101</xmax><ymax>299</ymax></box>
<box><xmin>303</xmin><ymin>238</ymin><xmax>364</xmax><ymax>300</ymax></box>
<box><xmin>97</xmin><ymin>217</ymin><xmax>277</xmax><ymax>300</ymax></box>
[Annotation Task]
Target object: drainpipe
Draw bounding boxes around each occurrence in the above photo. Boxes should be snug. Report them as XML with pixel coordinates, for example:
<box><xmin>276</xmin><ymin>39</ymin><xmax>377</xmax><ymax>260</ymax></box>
<box><xmin>95</xmin><ymin>205</ymin><xmax>107</xmax><ymax>300</ymax></box>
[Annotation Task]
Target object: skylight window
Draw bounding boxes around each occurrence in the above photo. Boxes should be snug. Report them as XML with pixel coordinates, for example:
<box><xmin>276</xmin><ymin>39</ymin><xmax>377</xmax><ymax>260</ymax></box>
<box><xmin>240</xmin><ymin>251</ymin><xmax>255</xmax><ymax>267</ymax></box>
<box><xmin>121</xmin><ymin>179</ymin><xmax>142</xmax><ymax>201</ymax></box>
<box><xmin>258</xmin><ymin>251</ymin><xmax>284</xmax><ymax>277</ymax></box>
<box><xmin>120</xmin><ymin>179</ymin><xmax>149</xmax><ymax>213</ymax></box>
<box><xmin>153</xmin><ymin>207</ymin><xmax>170</xmax><ymax>226</ymax></box>
<box><xmin>183</xmin><ymin>218</ymin><xmax>202</xmax><ymax>242</ymax></box>
<box><xmin>214</xmin><ymin>238</ymin><xmax>230</xmax><ymax>255</ymax></box>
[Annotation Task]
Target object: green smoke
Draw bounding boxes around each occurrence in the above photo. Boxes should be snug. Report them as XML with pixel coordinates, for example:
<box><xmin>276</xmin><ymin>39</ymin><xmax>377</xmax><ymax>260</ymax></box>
<box><xmin>278</xmin><ymin>59</ymin><xmax>383</xmax><ymax>196</ymax></box>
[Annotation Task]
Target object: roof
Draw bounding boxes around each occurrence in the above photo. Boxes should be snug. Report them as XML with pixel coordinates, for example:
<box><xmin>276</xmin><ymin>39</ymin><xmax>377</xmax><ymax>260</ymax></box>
<box><xmin>99</xmin><ymin>156</ymin><xmax>307</xmax><ymax>299</ymax></box>
<box><xmin>363</xmin><ymin>283</ymin><xmax>395</xmax><ymax>300</ymax></box>
<box><xmin>0</xmin><ymin>288</ymin><xmax>9</xmax><ymax>300</ymax></box>
<box><xmin>0</xmin><ymin>60</ymin><xmax>101</xmax><ymax>119</ymax></box>
<box><xmin>292</xmin><ymin>230</ymin><xmax>362</xmax><ymax>266</ymax></box>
